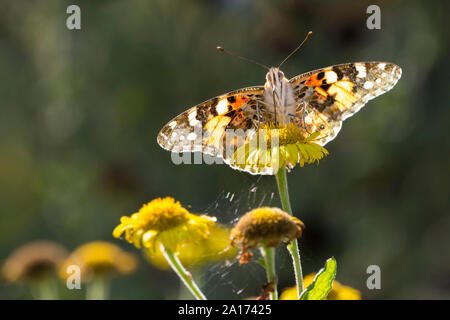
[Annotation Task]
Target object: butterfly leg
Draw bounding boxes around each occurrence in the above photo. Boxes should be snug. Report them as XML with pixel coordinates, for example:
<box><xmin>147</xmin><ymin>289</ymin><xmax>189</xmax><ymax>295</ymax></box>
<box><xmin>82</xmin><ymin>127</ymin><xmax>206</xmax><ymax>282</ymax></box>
<box><xmin>256</xmin><ymin>100</ymin><xmax>261</xmax><ymax>128</ymax></box>
<box><xmin>254</xmin><ymin>99</ymin><xmax>267</xmax><ymax>124</ymax></box>
<box><xmin>300</xmin><ymin>102</ymin><xmax>306</xmax><ymax>128</ymax></box>
<box><xmin>272</xmin><ymin>88</ymin><xmax>278</xmax><ymax>123</ymax></box>
<box><xmin>252</xmin><ymin>100</ymin><xmax>301</xmax><ymax>125</ymax></box>
<box><xmin>300</xmin><ymin>102</ymin><xmax>311</xmax><ymax>134</ymax></box>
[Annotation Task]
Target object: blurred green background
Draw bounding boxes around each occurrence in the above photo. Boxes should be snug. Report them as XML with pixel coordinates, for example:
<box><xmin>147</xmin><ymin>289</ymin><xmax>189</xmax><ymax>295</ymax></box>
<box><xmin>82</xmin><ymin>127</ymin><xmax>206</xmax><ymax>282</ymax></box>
<box><xmin>0</xmin><ymin>0</ymin><xmax>449</xmax><ymax>299</ymax></box>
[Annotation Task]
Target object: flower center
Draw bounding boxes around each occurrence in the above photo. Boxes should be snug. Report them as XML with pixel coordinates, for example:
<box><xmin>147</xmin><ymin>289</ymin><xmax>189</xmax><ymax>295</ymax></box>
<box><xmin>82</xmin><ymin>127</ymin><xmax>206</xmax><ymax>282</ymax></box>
<box><xmin>135</xmin><ymin>197</ymin><xmax>189</xmax><ymax>231</ymax></box>
<box><xmin>230</xmin><ymin>206</ymin><xmax>305</xmax><ymax>261</ymax></box>
<box><xmin>260</xmin><ymin>123</ymin><xmax>308</xmax><ymax>147</ymax></box>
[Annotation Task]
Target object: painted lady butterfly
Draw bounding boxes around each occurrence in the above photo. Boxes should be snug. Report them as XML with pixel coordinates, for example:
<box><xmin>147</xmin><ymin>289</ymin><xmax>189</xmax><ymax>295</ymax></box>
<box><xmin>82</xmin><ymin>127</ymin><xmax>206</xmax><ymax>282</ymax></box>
<box><xmin>157</xmin><ymin>40</ymin><xmax>401</xmax><ymax>175</ymax></box>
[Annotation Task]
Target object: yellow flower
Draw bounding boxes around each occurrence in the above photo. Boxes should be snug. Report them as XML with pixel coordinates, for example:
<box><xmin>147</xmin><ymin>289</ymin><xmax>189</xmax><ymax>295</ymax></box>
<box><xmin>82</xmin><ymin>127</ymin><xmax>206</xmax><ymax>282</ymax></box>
<box><xmin>59</xmin><ymin>241</ymin><xmax>137</xmax><ymax>282</ymax></box>
<box><xmin>280</xmin><ymin>273</ymin><xmax>362</xmax><ymax>300</ymax></box>
<box><xmin>230</xmin><ymin>207</ymin><xmax>305</xmax><ymax>264</ymax></box>
<box><xmin>231</xmin><ymin>123</ymin><xmax>329</xmax><ymax>175</ymax></box>
<box><xmin>113</xmin><ymin>197</ymin><xmax>216</xmax><ymax>253</ymax></box>
<box><xmin>144</xmin><ymin>225</ymin><xmax>237</xmax><ymax>270</ymax></box>
<box><xmin>1</xmin><ymin>241</ymin><xmax>68</xmax><ymax>283</ymax></box>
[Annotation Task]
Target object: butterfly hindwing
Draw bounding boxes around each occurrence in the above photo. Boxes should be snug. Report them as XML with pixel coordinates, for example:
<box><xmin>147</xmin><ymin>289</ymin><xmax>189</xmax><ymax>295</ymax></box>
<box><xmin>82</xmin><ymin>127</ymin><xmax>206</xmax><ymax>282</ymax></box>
<box><xmin>289</xmin><ymin>62</ymin><xmax>402</xmax><ymax>146</ymax></box>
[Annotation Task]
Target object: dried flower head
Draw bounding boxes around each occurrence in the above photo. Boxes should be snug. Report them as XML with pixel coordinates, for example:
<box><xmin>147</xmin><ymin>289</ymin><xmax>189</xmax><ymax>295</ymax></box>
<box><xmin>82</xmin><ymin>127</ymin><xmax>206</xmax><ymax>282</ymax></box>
<box><xmin>59</xmin><ymin>241</ymin><xmax>137</xmax><ymax>282</ymax></box>
<box><xmin>280</xmin><ymin>273</ymin><xmax>362</xmax><ymax>300</ymax></box>
<box><xmin>2</xmin><ymin>241</ymin><xmax>68</xmax><ymax>283</ymax></box>
<box><xmin>231</xmin><ymin>123</ymin><xmax>329</xmax><ymax>175</ymax></box>
<box><xmin>113</xmin><ymin>197</ymin><xmax>216</xmax><ymax>253</ymax></box>
<box><xmin>230</xmin><ymin>207</ymin><xmax>305</xmax><ymax>264</ymax></box>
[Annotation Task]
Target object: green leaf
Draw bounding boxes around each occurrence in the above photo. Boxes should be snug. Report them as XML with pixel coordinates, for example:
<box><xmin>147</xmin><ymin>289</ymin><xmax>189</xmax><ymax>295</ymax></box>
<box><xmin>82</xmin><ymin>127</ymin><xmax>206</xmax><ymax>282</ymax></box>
<box><xmin>299</xmin><ymin>257</ymin><xmax>337</xmax><ymax>300</ymax></box>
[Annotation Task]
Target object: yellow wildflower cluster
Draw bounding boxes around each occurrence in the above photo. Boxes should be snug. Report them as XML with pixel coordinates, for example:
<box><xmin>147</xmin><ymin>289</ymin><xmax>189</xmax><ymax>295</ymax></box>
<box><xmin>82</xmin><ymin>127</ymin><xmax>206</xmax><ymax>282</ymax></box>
<box><xmin>144</xmin><ymin>225</ymin><xmax>236</xmax><ymax>270</ymax></box>
<box><xmin>113</xmin><ymin>197</ymin><xmax>216</xmax><ymax>251</ymax></box>
<box><xmin>232</xmin><ymin>123</ymin><xmax>329</xmax><ymax>174</ymax></box>
<box><xmin>59</xmin><ymin>241</ymin><xmax>137</xmax><ymax>282</ymax></box>
<box><xmin>113</xmin><ymin>197</ymin><xmax>236</xmax><ymax>269</ymax></box>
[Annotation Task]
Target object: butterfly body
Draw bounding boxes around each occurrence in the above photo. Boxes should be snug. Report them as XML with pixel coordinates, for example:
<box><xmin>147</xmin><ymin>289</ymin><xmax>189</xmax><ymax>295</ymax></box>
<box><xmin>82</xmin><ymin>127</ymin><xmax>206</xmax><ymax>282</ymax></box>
<box><xmin>157</xmin><ymin>61</ymin><xmax>402</xmax><ymax>174</ymax></box>
<box><xmin>263</xmin><ymin>67</ymin><xmax>297</xmax><ymax>124</ymax></box>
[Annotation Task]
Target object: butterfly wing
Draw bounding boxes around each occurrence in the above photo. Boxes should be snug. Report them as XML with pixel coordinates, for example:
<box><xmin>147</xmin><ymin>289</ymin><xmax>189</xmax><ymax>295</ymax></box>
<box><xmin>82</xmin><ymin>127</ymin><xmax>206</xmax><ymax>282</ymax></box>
<box><xmin>289</xmin><ymin>62</ymin><xmax>402</xmax><ymax>146</ymax></box>
<box><xmin>158</xmin><ymin>62</ymin><xmax>402</xmax><ymax>175</ymax></box>
<box><xmin>157</xmin><ymin>86</ymin><xmax>265</xmax><ymax>157</ymax></box>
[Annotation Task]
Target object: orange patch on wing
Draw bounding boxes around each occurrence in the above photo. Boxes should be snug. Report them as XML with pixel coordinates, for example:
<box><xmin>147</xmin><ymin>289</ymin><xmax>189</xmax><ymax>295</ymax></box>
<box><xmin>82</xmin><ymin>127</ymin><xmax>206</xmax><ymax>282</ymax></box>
<box><xmin>216</xmin><ymin>95</ymin><xmax>249</xmax><ymax>115</ymax></box>
<box><xmin>230</xmin><ymin>111</ymin><xmax>247</xmax><ymax>127</ymax></box>
<box><xmin>327</xmin><ymin>81</ymin><xmax>357</xmax><ymax>106</ymax></box>
<box><xmin>228</xmin><ymin>95</ymin><xmax>249</xmax><ymax>110</ymax></box>
<box><xmin>333</xmin><ymin>81</ymin><xmax>354</xmax><ymax>92</ymax></box>
<box><xmin>204</xmin><ymin>116</ymin><xmax>227</xmax><ymax>132</ymax></box>
<box><xmin>204</xmin><ymin>115</ymin><xmax>232</xmax><ymax>148</ymax></box>
<box><xmin>305</xmin><ymin>74</ymin><xmax>324</xmax><ymax>86</ymax></box>
<box><xmin>314</xmin><ymin>87</ymin><xmax>328</xmax><ymax>97</ymax></box>
<box><xmin>316</xmin><ymin>113</ymin><xmax>330</xmax><ymax>123</ymax></box>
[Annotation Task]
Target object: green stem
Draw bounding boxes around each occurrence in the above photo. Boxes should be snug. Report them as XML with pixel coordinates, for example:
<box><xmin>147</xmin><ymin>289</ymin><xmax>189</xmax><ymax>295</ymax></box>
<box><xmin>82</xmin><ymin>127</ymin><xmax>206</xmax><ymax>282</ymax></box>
<box><xmin>32</xmin><ymin>276</ymin><xmax>59</xmax><ymax>300</ymax></box>
<box><xmin>276</xmin><ymin>167</ymin><xmax>304</xmax><ymax>299</ymax></box>
<box><xmin>86</xmin><ymin>276</ymin><xmax>109</xmax><ymax>300</ymax></box>
<box><xmin>160</xmin><ymin>243</ymin><xmax>207</xmax><ymax>300</ymax></box>
<box><xmin>260</xmin><ymin>246</ymin><xmax>278</xmax><ymax>300</ymax></box>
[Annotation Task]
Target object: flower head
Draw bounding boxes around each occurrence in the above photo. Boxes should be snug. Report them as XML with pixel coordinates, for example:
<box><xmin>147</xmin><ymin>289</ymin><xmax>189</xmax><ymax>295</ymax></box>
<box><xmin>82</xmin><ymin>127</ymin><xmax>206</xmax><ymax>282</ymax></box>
<box><xmin>1</xmin><ymin>241</ymin><xmax>68</xmax><ymax>283</ymax></box>
<box><xmin>144</xmin><ymin>225</ymin><xmax>237</xmax><ymax>270</ymax></box>
<box><xmin>59</xmin><ymin>241</ymin><xmax>137</xmax><ymax>282</ymax></box>
<box><xmin>280</xmin><ymin>273</ymin><xmax>362</xmax><ymax>300</ymax></box>
<box><xmin>231</xmin><ymin>123</ymin><xmax>329</xmax><ymax>175</ymax></box>
<box><xmin>113</xmin><ymin>197</ymin><xmax>216</xmax><ymax>253</ymax></box>
<box><xmin>230</xmin><ymin>207</ymin><xmax>305</xmax><ymax>264</ymax></box>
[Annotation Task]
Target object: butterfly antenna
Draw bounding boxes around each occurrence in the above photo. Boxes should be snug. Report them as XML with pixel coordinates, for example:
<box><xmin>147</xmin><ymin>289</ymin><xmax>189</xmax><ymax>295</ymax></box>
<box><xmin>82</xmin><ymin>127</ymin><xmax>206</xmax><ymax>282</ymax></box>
<box><xmin>217</xmin><ymin>46</ymin><xmax>270</xmax><ymax>71</ymax></box>
<box><xmin>278</xmin><ymin>31</ymin><xmax>313</xmax><ymax>68</ymax></box>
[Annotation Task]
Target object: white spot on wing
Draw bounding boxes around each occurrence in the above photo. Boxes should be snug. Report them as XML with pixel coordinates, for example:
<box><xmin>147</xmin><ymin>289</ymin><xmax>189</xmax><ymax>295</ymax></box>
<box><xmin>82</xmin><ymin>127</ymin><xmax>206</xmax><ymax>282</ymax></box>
<box><xmin>187</xmin><ymin>110</ymin><xmax>200</xmax><ymax>126</ymax></box>
<box><xmin>168</xmin><ymin>121</ymin><xmax>176</xmax><ymax>129</ymax></box>
<box><xmin>188</xmin><ymin>110</ymin><xmax>197</xmax><ymax>121</ymax></box>
<box><xmin>356</xmin><ymin>64</ymin><xmax>367</xmax><ymax>78</ymax></box>
<box><xmin>189</xmin><ymin>118</ymin><xmax>200</xmax><ymax>126</ymax></box>
<box><xmin>325</xmin><ymin>71</ymin><xmax>338</xmax><ymax>83</ymax></box>
<box><xmin>216</xmin><ymin>99</ymin><xmax>229</xmax><ymax>115</ymax></box>
<box><xmin>364</xmin><ymin>81</ymin><xmax>374</xmax><ymax>89</ymax></box>
<box><xmin>187</xmin><ymin>132</ymin><xmax>197</xmax><ymax>141</ymax></box>
<box><xmin>378</xmin><ymin>63</ymin><xmax>386</xmax><ymax>70</ymax></box>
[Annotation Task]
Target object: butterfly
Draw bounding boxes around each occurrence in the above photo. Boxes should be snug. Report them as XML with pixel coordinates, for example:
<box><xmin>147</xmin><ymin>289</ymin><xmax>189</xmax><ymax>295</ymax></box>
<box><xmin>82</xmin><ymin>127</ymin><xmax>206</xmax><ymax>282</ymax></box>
<box><xmin>157</xmin><ymin>40</ymin><xmax>402</xmax><ymax>175</ymax></box>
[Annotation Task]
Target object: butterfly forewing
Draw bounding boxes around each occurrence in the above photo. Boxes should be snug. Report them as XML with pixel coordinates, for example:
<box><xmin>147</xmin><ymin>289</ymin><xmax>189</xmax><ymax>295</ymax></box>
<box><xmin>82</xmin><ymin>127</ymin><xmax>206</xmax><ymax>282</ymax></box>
<box><xmin>157</xmin><ymin>86</ymin><xmax>264</xmax><ymax>156</ymax></box>
<box><xmin>289</xmin><ymin>62</ymin><xmax>402</xmax><ymax>146</ymax></box>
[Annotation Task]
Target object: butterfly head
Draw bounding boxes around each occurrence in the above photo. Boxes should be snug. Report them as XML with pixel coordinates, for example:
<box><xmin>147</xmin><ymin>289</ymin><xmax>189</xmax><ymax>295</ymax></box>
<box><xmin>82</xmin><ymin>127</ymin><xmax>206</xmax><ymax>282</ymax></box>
<box><xmin>265</xmin><ymin>67</ymin><xmax>286</xmax><ymax>88</ymax></box>
<box><xmin>263</xmin><ymin>68</ymin><xmax>297</xmax><ymax>124</ymax></box>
